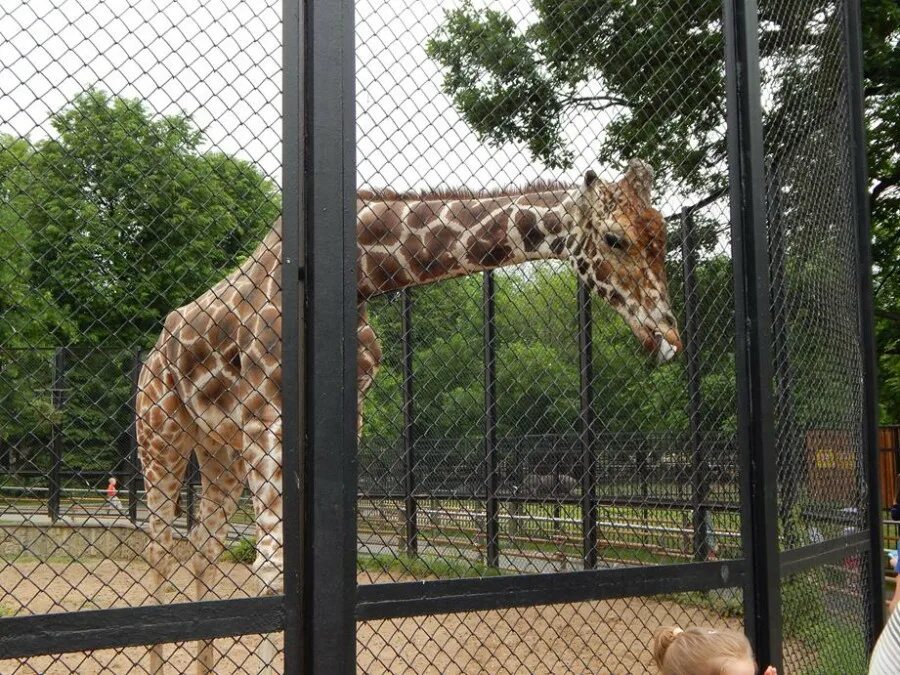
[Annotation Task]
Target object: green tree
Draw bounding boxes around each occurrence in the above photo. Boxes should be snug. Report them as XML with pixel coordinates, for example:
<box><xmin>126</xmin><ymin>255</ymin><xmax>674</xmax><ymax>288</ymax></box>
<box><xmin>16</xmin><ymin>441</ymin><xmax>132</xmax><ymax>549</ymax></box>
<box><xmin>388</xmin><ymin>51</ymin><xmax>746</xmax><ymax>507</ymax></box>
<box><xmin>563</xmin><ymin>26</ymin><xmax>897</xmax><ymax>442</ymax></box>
<box><xmin>0</xmin><ymin>136</ymin><xmax>71</xmax><ymax>466</ymax></box>
<box><xmin>0</xmin><ymin>91</ymin><xmax>279</xmax><ymax>471</ymax></box>
<box><xmin>427</xmin><ymin>0</ymin><xmax>900</xmax><ymax>424</ymax></box>
<box><xmin>24</xmin><ymin>90</ymin><xmax>278</xmax><ymax>347</ymax></box>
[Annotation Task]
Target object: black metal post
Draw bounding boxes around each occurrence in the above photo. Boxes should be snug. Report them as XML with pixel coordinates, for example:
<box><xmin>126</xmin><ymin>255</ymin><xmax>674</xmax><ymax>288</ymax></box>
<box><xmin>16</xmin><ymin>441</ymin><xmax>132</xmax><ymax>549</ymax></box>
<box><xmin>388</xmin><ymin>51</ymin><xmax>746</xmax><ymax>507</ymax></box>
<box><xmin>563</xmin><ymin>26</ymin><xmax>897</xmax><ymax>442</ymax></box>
<box><xmin>185</xmin><ymin>452</ymin><xmax>199</xmax><ymax>531</ymax></box>
<box><xmin>127</xmin><ymin>350</ymin><xmax>142</xmax><ymax>524</ymax></box>
<box><xmin>509</xmin><ymin>442</ymin><xmax>522</xmax><ymax>537</ymax></box>
<box><xmin>484</xmin><ymin>271</ymin><xmax>500</xmax><ymax>569</ymax></box>
<box><xmin>724</xmin><ymin>0</ymin><xmax>782</xmax><ymax>668</ymax></box>
<box><xmin>296</xmin><ymin>0</ymin><xmax>358</xmax><ymax>670</ymax></box>
<box><xmin>845</xmin><ymin>0</ymin><xmax>885</xmax><ymax>647</ymax></box>
<box><xmin>553</xmin><ymin>463</ymin><xmax>562</xmax><ymax>536</ymax></box>
<box><xmin>578</xmin><ymin>279</ymin><xmax>598</xmax><ymax>570</ymax></box>
<box><xmin>48</xmin><ymin>347</ymin><xmax>67</xmax><ymax>523</ymax></box>
<box><xmin>637</xmin><ymin>449</ymin><xmax>649</xmax><ymax>548</ymax></box>
<box><xmin>281</xmin><ymin>0</ymin><xmax>304</xmax><ymax>669</ymax></box>
<box><xmin>681</xmin><ymin>210</ymin><xmax>710</xmax><ymax>561</ymax></box>
<box><xmin>401</xmin><ymin>288</ymin><xmax>418</xmax><ymax>556</ymax></box>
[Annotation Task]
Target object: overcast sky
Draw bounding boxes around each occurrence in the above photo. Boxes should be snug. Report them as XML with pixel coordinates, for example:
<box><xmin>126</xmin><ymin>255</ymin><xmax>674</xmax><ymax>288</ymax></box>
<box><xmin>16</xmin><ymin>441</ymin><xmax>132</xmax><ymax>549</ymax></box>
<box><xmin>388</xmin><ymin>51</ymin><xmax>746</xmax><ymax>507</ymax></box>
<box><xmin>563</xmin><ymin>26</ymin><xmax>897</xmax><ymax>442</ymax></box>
<box><xmin>1</xmin><ymin>0</ymin><xmax>640</xmax><ymax>197</ymax></box>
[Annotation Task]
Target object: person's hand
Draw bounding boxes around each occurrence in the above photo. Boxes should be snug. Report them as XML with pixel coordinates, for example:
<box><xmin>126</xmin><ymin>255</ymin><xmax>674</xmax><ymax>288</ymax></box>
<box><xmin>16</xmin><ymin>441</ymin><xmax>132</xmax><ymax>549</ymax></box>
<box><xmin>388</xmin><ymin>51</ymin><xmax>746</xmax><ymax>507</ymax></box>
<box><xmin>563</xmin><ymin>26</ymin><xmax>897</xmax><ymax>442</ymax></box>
<box><xmin>763</xmin><ymin>667</ymin><xmax>777</xmax><ymax>675</ymax></box>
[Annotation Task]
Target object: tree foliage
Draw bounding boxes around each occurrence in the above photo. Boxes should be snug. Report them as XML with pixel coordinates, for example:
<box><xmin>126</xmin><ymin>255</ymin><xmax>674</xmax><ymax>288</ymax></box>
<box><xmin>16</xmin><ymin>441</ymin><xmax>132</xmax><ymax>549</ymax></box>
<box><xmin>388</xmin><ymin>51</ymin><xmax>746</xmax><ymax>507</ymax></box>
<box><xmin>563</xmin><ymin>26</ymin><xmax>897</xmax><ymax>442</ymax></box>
<box><xmin>427</xmin><ymin>0</ymin><xmax>900</xmax><ymax>421</ymax></box>
<box><xmin>0</xmin><ymin>91</ymin><xmax>278</xmax><ymax>470</ymax></box>
<box><xmin>24</xmin><ymin>91</ymin><xmax>278</xmax><ymax>346</ymax></box>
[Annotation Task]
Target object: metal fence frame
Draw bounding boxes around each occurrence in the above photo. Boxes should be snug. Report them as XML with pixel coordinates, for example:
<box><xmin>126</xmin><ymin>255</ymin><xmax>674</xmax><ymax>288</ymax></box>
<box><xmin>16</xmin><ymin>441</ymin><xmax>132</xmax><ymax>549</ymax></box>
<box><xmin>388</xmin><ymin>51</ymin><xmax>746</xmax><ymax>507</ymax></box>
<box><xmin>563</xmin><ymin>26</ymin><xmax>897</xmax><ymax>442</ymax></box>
<box><xmin>0</xmin><ymin>0</ymin><xmax>882</xmax><ymax>672</ymax></box>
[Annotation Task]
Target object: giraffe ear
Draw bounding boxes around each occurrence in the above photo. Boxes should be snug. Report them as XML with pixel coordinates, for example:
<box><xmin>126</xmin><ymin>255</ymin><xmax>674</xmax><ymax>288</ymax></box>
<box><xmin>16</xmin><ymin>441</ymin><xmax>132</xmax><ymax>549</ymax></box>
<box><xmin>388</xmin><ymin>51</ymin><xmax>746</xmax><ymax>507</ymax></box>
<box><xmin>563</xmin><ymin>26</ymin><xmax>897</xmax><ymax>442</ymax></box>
<box><xmin>584</xmin><ymin>169</ymin><xmax>598</xmax><ymax>188</ymax></box>
<box><xmin>624</xmin><ymin>159</ymin><xmax>654</xmax><ymax>203</ymax></box>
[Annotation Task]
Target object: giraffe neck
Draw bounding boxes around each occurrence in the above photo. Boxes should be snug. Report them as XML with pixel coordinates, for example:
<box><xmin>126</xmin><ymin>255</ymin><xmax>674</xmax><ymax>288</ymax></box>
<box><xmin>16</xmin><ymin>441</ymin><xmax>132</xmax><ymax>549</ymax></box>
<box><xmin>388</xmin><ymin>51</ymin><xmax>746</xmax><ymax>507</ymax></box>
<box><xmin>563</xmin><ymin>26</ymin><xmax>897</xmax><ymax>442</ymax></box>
<box><xmin>357</xmin><ymin>190</ymin><xmax>577</xmax><ymax>298</ymax></box>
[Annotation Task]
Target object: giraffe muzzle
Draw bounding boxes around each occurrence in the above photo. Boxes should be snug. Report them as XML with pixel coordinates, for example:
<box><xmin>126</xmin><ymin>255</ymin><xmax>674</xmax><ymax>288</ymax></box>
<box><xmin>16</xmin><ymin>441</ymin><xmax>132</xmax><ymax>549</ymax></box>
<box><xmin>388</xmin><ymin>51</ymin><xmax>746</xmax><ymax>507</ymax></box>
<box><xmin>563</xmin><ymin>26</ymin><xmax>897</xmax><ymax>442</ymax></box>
<box><xmin>653</xmin><ymin>330</ymin><xmax>681</xmax><ymax>365</ymax></box>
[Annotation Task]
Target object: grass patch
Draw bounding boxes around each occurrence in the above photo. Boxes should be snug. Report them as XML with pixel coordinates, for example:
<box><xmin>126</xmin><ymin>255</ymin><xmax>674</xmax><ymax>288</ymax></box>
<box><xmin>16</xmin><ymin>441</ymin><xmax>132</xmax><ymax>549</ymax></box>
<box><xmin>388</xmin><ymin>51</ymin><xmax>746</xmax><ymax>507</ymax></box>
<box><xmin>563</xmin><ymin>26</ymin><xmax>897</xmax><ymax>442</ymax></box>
<box><xmin>661</xmin><ymin>589</ymin><xmax>743</xmax><ymax>618</ymax></box>
<box><xmin>223</xmin><ymin>537</ymin><xmax>257</xmax><ymax>564</ymax></box>
<box><xmin>0</xmin><ymin>604</ymin><xmax>12</xmax><ymax>617</ymax></box>
<box><xmin>357</xmin><ymin>552</ymin><xmax>504</xmax><ymax>579</ymax></box>
<box><xmin>795</xmin><ymin>620</ymin><xmax>867</xmax><ymax>675</ymax></box>
<box><xmin>1</xmin><ymin>552</ymin><xmax>82</xmax><ymax>565</ymax></box>
<box><xmin>367</xmin><ymin>522</ymin><xmax>690</xmax><ymax>566</ymax></box>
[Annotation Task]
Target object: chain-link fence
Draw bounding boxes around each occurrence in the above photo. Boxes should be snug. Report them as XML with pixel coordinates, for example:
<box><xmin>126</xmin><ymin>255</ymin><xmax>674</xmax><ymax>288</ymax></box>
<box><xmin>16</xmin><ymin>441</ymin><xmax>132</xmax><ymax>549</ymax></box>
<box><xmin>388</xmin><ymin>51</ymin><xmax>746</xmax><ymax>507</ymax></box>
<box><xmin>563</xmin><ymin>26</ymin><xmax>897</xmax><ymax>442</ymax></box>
<box><xmin>0</xmin><ymin>0</ymin><xmax>881</xmax><ymax>673</ymax></box>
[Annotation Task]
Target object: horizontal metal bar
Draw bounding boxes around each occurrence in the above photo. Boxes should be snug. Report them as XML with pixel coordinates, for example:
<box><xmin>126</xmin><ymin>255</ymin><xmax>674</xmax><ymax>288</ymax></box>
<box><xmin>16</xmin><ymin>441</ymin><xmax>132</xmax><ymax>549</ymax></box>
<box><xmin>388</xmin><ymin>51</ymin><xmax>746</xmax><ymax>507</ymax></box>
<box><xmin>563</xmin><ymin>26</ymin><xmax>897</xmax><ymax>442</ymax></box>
<box><xmin>779</xmin><ymin>531</ymin><xmax>871</xmax><ymax>577</ymax></box>
<box><xmin>359</xmin><ymin>492</ymin><xmax>742</xmax><ymax>512</ymax></box>
<box><xmin>0</xmin><ymin>596</ymin><xmax>284</xmax><ymax>660</ymax></box>
<box><xmin>410</xmin><ymin>506</ymin><xmax>744</xmax><ymax>539</ymax></box>
<box><xmin>356</xmin><ymin>560</ymin><xmax>746</xmax><ymax>621</ymax></box>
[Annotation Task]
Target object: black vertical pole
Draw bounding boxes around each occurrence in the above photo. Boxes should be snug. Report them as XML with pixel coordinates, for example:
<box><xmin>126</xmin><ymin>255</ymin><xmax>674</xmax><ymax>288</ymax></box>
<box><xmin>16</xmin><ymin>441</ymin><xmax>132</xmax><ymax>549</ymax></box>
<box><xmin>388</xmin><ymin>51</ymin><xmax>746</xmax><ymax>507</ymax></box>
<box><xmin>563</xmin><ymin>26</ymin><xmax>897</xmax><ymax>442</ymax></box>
<box><xmin>724</xmin><ymin>0</ymin><xmax>782</xmax><ymax>668</ymax></box>
<box><xmin>552</xmin><ymin>462</ymin><xmax>562</xmax><ymax>536</ymax></box>
<box><xmin>845</xmin><ymin>0</ymin><xmax>884</xmax><ymax>647</ymax></box>
<box><xmin>578</xmin><ymin>279</ymin><xmax>598</xmax><ymax>570</ymax></box>
<box><xmin>127</xmin><ymin>350</ymin><xmax>142</xmax><ymax>524</ymax></box>
<box><xmin>484</xmin><ymin>271</ymin><xmax>500</xmax><ymax>569</ymax></box>
<box><xmin>681</xmin><ymin>210</ymin><xmax>709</xmax><ymax>560</ymax></box>
<box><xmin>48</xmin><ymin>347</ymin><xmax>67</xmax><ymax>523</ymax></box>
<box><xmin>297</xmin><ymin>0</ymin><xmax>357</xmax><ymax>670</ymax></box>
<box><xmin>509</xmin><ymin>440</ymin><xmax>522</xmax><ymax>538</ymax></box>
<box><xmin>637</xmin><ymin>449</ymin><xmax>649</xmax><ymax>548</ymax></box>
<box><xmin>185</xmin><ymin>452</ymin><xmax>199</xmax><ymax>531</ymax></box>
<box><xmin>401</xmin><ymin>288</ymin><xmax>418</xmax><ymax>556</ymax></box>
<box><xmin>281</xmin><ymin>0</ymin><xmax>303</xmax><ymax>669</ymax></box>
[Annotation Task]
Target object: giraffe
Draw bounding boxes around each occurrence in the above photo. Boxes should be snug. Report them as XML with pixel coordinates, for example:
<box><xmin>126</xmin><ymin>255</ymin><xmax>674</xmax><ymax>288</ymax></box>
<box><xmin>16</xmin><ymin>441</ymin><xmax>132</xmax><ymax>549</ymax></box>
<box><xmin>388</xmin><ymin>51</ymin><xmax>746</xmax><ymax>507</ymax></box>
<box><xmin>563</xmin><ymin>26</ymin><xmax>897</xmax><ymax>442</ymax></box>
<box><xmin>135</xmin><ymin>159</ymin><xmax>681</xmax><ymax>673</ymax></box>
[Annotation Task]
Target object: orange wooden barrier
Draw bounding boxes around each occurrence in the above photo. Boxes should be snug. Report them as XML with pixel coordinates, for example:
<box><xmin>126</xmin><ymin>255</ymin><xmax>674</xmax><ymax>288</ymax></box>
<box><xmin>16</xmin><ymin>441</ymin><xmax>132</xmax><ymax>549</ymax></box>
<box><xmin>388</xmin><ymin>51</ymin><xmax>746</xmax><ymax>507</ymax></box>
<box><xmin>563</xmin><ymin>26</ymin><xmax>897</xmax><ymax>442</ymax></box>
<box><xmin>880</xmin><ymin>426</ymin><xmax>900</xmax><ymax>511</ymax></box>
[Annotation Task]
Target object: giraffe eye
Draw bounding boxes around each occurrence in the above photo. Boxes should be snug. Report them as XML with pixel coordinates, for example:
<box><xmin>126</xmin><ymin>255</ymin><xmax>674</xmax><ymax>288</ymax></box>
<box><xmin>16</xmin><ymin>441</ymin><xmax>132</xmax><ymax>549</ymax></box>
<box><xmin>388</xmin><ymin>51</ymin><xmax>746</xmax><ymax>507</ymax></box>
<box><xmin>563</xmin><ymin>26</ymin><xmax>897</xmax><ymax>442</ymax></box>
<box><xmin>604</xmin><ymin>233</ymin><xmax>626</xmax><ymax>250</ymax></box>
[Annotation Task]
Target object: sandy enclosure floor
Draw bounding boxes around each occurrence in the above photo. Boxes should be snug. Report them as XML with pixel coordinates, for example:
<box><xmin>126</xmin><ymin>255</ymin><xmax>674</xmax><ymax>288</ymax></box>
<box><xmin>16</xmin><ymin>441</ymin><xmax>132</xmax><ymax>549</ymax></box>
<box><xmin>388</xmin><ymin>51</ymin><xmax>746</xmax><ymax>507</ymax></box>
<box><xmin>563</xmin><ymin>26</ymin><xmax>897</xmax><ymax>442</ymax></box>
<box><xmin>0</xmin><ymin>559</ymin><xmax>739</xmax><ymax>674</ymax></box>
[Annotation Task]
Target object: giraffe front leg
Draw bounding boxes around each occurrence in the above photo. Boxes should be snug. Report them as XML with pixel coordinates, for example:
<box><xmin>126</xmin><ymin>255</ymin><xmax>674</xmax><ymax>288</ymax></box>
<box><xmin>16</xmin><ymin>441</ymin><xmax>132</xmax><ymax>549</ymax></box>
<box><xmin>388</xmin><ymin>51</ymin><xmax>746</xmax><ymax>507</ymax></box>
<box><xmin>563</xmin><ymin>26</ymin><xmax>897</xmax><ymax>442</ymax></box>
<box><xmin>242</xmin><ymin>394</ymin><xmax>282</xmax><ymax>675</ymax></box>
<box><xmin>141</xmin><ymin>454</ymin><xmax>188</xmax><ymax>675</ymax></box>
<box><xmin>188</xmin><ymin>446</ymin><xmax>247</xmax><ymax>675</ymax></box>
<box><xmin>357</xmin><ymin>304</ymin><xmax>382</xmax><ymax>438</ymax></box>
<box><xmin>243</xmin><ymin>413</ymin><xmax>283</xmax><ymax>595</ymax></box>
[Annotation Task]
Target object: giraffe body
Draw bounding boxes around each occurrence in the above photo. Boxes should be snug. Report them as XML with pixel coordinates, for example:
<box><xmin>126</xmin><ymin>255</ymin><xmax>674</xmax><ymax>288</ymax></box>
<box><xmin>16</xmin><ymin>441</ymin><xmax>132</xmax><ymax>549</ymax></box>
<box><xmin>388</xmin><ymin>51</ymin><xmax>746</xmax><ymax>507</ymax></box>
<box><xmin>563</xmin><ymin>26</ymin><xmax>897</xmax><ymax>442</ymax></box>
<box><xmin>136</xmin><ymin>161</ymin><xmax>680</xmax><ymax>673</ymax></box>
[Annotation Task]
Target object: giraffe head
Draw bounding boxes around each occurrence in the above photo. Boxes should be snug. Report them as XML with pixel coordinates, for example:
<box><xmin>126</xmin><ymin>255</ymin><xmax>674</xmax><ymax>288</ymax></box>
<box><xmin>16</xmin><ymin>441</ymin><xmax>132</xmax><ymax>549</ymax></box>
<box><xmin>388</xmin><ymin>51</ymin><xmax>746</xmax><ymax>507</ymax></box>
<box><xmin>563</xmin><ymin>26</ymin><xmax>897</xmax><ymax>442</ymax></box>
<box><xmin>570</xmin><ymin>159</ymin><xmax>682</xmax><ymax>364</ymax></box>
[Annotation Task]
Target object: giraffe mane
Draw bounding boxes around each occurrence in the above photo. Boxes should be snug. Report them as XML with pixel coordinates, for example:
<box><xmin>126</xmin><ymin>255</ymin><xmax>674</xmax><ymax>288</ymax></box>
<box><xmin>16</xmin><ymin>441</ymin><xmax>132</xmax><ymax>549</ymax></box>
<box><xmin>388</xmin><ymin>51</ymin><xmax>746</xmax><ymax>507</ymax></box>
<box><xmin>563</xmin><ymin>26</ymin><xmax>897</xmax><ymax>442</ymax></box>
<box><xmin>357</xmin><ymin>178</ymin><xmax>571</xmax><ymax>203</ymax></box>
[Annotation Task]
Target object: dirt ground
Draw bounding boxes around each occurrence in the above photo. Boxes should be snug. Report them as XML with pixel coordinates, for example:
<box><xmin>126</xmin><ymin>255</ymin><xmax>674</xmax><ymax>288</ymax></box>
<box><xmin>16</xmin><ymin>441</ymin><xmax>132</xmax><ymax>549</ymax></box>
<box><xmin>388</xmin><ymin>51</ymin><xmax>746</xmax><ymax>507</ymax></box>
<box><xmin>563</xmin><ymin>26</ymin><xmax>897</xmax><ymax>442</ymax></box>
<box><xmin>0</xmin><ymin>559</ymin><xmax>740</xmax><ymax>674</ymax></box>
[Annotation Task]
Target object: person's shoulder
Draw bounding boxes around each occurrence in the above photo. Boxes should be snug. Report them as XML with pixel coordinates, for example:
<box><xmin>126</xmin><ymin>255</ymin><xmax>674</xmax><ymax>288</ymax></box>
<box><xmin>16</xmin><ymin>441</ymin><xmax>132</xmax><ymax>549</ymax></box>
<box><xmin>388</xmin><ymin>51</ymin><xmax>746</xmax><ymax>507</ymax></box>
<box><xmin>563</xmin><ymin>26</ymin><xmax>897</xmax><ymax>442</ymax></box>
<box><xmin>869</xmin><ymin>608</ymin><xmax>900</xmax><ymax>673</ymax></box>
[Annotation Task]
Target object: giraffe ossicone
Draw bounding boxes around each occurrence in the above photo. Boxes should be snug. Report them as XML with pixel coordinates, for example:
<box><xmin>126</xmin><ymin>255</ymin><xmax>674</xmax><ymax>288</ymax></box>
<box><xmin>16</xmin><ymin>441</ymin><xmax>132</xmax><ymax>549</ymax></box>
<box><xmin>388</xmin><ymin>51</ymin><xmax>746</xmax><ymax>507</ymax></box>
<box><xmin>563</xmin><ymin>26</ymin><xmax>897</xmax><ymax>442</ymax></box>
<box><xmin>135</xmin><ymin>160</ymin><xmax>680</xmax><ymax>672</ymax></box>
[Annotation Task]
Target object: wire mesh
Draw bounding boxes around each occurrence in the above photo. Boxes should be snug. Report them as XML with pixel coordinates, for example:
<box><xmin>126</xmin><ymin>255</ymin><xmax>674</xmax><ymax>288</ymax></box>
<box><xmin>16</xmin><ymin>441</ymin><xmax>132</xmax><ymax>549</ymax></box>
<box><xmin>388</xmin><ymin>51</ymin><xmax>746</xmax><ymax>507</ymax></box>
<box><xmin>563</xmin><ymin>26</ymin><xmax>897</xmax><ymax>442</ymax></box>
<box><xmin>0</xmin><ymin>634</ymin><xmax>283</xmax><ymax>675</ymax></box>
<box><xmin>759</xmin><ymin>0</ymin><xmax>868</xmax><ymax>545</ymax></box>
<box><xmin>757</xmin><ymin>0</ymin><xmax>873</xmax><ymax>668</ymax></box>
<box><xmin>780</xmin><ymin>561</ymin><xmax>870</xmax><ymax>674</ymax></box>
<box><xmin>355</xmin><ymin>0</ymin><xmax>748</xmax><ymax>672</ymax></box>
<box><xmin>1</xmin><ymin>0</ymin><xmax>283</xmax><ymax>672</ymax></box>
<box><xmin>356</xmin><ymin>0</ymin><xmax>738</xmax><ymax>583</ymax></box>
<box><xmin>357</xmin><ymin>590</ymin><xmax>743</xmax><ymax>675</ymax></box>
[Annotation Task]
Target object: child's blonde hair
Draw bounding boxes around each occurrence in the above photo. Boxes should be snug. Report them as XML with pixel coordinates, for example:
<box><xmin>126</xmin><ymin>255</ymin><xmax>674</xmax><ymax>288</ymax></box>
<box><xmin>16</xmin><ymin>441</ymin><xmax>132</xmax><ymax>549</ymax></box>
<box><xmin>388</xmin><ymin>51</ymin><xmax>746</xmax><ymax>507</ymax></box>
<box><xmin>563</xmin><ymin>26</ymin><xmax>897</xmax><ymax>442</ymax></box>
<box><xmin>652</xmin><ymin>626</ymin><xmax>753</xmax><ymax>675</ymax></box>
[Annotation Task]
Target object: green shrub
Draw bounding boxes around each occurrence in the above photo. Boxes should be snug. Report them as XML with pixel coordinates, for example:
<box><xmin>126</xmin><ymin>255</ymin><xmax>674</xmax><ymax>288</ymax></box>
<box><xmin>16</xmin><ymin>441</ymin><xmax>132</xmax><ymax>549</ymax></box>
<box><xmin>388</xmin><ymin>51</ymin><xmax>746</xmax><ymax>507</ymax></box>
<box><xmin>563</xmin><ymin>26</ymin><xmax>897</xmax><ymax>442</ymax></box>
<box><xmin>224</xmin><ymin>537</ymin><xmax>257</xmax><ymax>564</ymax></box>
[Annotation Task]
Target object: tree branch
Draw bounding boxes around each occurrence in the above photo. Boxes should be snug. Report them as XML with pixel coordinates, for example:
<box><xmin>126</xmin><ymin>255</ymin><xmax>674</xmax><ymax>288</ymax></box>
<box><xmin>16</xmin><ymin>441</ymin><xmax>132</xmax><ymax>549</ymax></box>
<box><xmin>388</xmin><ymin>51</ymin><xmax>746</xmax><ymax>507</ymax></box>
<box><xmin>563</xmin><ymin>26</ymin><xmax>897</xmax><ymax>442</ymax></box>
<box><xmin>664</xmin><ymin>186</ymin><xmax>729</xmax><ymax>222</ymax></box>
<box><xmin>864</xmin><ymin>85</ymin><xmax>890</xmax><ymax>97</ymax></box>
<box><xmin>561</xmin><ymin>95</ymin><xmax>630</xmax><ymax>111</ymax></box>
<box><xmin>876</xmin><ymin>308</ymin><xmax>900</xmax><ymax>324</ymax></box>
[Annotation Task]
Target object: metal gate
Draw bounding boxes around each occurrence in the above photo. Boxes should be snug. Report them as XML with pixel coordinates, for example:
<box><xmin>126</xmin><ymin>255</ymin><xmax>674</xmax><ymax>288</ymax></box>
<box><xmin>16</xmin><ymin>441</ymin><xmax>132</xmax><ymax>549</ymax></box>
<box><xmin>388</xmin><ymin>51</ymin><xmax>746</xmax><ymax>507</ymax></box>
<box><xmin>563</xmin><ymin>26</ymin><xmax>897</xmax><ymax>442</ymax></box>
<box><xmin>0</xmin><ymin>0</ymin><xmax>881</xmax><ymax>673</ymax></box>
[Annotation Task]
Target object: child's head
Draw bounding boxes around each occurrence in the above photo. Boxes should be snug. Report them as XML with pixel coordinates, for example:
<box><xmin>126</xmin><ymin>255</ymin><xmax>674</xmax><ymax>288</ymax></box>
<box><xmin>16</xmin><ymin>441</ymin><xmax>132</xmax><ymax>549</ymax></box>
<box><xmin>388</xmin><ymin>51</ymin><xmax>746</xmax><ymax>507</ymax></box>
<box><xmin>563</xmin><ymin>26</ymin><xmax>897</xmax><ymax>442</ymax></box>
<box><xmin>652</xmin><ymin>626</ymin><xmax>755</xmax><ymax>675</ymax></box>
<box><xmin>109</xmin><ymin>477</ymin><xmax>117</xmax><ymax>485</ymax></box>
